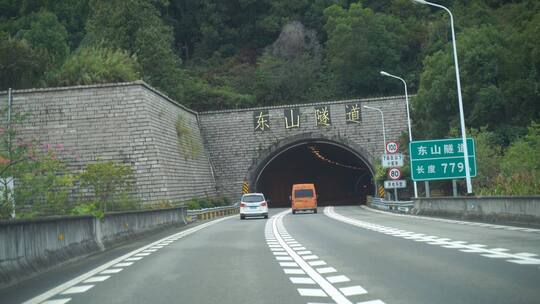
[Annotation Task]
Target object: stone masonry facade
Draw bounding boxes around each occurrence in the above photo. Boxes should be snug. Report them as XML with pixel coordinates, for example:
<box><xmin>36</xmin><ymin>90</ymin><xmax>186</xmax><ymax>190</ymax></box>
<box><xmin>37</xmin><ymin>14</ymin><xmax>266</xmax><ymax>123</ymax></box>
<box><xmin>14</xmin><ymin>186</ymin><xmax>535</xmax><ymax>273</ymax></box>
<box><xmin>0</xmin><ymin>82</ymin><xmax>407</xmax><ymax>203</ymax></box>
<box><xmin>0</xmin><ymin>82</ymin><xmax>216</xmax><ymax>203</ymax></box>
<box><xmin>198</xmin><ymin>97</ymin><xmax>408</xmax><ymax>199</ymax></box>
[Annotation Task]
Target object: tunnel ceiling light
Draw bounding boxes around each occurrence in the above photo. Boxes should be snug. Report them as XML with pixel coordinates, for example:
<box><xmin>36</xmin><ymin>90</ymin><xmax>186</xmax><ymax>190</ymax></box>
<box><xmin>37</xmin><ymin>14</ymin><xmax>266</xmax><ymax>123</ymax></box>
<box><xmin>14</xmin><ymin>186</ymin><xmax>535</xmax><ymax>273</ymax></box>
<box><xmin>307</xmin><ymin>145</ymin><xmax>366</xmax><ymax>171</ymax></box>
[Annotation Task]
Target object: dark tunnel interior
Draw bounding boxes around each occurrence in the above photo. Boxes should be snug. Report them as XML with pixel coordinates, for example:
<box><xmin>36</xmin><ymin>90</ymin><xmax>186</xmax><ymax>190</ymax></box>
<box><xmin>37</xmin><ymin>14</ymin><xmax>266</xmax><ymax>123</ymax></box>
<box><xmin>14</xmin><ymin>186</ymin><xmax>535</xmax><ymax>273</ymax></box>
<box><xmin>256</xmin><ymin>143</ymin><xmax>374</xmax><ymax>208</ymax></box>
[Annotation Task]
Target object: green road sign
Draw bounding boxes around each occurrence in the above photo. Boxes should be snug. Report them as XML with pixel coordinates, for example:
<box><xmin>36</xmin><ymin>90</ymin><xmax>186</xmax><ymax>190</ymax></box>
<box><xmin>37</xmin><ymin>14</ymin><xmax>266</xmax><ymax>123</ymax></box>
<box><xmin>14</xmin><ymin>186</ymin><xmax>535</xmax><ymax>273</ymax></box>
<box><xmin>409</xmin><ymin>138</ymin><xmax>477</xmax><ymax>181</ymax></box>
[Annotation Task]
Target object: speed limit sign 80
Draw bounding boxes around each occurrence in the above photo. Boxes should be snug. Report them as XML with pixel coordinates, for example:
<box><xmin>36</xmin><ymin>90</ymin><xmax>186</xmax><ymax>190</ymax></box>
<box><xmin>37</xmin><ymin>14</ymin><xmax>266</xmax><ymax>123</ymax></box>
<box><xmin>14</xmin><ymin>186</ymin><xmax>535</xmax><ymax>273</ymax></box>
<box><xmin>388</xmin><ymin>168</ymin><xmax>401</xmax><ymax>180</ymax></box>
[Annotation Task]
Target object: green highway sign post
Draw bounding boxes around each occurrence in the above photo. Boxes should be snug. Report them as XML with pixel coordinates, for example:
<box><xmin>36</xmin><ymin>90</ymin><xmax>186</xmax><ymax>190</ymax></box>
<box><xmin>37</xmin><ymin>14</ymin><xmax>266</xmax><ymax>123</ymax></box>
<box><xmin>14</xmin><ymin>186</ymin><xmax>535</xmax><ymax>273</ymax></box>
<box><xmin>409</xmin><ymin>138</ymin><xmax>477</xmax><ymax>181</ymax></box>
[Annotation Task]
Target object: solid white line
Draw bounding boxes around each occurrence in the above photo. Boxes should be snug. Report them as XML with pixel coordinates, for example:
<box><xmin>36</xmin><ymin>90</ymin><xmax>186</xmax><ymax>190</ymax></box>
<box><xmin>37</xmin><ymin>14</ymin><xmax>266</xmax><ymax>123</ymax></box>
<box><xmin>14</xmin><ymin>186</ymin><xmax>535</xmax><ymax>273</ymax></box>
<box><xmin>83</xmin><ymin>276</ymin><xmax>110</xmax><ymax>283</ymax></box>
<box><xmin>61</xmin><ymin>285</ymin><xmax>94</xmax><ymax>294</ymax></box>
<box><xmin>290</xmin><ymin>277</ymin><xmax>317</xmax><ymax>284</ymax></box>
<box><xmin>41</xmin><ymin>299</ymin><xmax>71</xmax><ymax>304</ymax></box>
<box><xmin>298</xmin><ymin>288</ymin><xmax>327</xmax><ymax>297</ymax></box>
<box><xmin>22</xmin><ymin>216</ymin><xmax>235</xmax><ymax>304</ymax></box>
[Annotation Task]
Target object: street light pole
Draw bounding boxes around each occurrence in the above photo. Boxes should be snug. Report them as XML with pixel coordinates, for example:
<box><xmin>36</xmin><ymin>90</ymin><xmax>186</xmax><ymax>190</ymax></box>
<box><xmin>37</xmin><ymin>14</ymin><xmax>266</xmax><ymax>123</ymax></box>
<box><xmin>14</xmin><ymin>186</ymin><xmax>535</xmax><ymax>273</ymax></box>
<box><xmin>363</xmin><ymin>106</ymin><xmax>386</xmax><ymax>154</ymax></box>
<box><xmin>380</xmin><ymin>71</ymin><xmax>418</xmax><ymax>198</ymax></box>
<box><xmin>412</xmin><ymin>0</ymin><xmax>473</xmax><ymax>194</ymax></box>
<box><xmin>364</xmin><ymin>105</ymin><xmax>390</xmax><ymax>200</ymax></box>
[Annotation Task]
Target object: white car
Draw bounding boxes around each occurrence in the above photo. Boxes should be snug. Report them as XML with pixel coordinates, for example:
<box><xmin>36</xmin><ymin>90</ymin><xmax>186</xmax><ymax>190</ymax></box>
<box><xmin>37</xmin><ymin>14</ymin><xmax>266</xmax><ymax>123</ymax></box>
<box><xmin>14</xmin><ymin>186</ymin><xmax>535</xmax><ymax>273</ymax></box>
<box><xmin>240</xmin><ymin>193</ymin><xmax>269</xmax><ymax>220</ymax></box>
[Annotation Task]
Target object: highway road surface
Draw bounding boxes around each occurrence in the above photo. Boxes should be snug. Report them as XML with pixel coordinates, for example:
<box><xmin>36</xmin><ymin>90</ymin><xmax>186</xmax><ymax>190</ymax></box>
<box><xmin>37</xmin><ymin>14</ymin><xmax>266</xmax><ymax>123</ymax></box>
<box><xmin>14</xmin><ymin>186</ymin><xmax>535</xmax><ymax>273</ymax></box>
<box><xmin>2</xmin><ymin>206</ymin><xmax>540</xmax><ymax>304</ymax></box>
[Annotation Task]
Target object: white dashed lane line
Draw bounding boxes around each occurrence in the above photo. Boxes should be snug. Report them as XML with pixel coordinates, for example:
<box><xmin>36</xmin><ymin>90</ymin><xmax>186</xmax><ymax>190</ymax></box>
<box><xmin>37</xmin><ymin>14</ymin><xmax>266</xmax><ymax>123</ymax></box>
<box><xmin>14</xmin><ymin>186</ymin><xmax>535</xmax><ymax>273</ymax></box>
<box><xmin>266</xmin><ymin>209</ymin><xmax>386</xmax><ymax>304</ymax></box>
<box><xmin>41</xmin><ymin>299</ymin><xmax>72</xmax><ymax>304</ymax></box>
<box><xmin>326</xmin><ymin>206</ymin><xmax>540</xmax><ymax>268</ymax></box>
<box><xmin>361</xmin><ymin>205</ymin><xmax>540</xmax><ymax>234</ymax></box>
<box><xmin>83</xmin><ymin>276</ymin><xmax>110</xmax><ymax>283</ymax></box>
<box><xmin>24</xmin><ymin>215</ymin><xmax>235</xmax><ymax>304</ymax></box>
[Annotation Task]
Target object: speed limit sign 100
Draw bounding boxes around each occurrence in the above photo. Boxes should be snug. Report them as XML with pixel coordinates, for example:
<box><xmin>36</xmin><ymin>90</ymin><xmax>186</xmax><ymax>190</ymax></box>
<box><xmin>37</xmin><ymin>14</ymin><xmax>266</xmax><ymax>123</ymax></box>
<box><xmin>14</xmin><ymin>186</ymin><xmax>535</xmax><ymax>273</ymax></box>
<box><xmin>388</xmin><ymin>168</ymin><xmax>401</xmax><ymax>180</ymax></box>
<box><xmin>386</xmin><ymin>141</ymin><xmax>399</xmax><ymax>154</ymax></box>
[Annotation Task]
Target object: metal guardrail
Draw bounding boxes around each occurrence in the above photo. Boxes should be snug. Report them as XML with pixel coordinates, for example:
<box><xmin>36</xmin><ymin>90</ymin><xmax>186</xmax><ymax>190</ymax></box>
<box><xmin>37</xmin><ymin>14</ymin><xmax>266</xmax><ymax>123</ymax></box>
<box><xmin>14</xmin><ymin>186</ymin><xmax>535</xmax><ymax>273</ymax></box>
<box><xmin>370</xmin><ymin>198</ymin><xmax>414</xmax><ymax>213</ymax></box>
<box><xmin>186</xmin><ymin>205</ymin><xmax>239</xmax><ymax>222</ymax></box>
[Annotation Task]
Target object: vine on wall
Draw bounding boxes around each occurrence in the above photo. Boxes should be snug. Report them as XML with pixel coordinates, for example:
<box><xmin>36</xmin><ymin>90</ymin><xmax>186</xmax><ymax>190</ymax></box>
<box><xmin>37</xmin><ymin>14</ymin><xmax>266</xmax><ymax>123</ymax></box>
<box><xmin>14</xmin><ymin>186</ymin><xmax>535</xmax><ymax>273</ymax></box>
<box><xmin>175</xmin><ymin>114</ymin><xmax>202</xmax><ymax>160</ymax></box>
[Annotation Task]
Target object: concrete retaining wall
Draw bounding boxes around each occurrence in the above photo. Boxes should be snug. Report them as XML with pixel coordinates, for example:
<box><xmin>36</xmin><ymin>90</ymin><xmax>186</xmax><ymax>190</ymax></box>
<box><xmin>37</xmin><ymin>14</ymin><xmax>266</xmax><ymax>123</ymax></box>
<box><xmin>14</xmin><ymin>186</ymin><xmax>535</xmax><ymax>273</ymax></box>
<box><xmin>0</xmin><ymin>207</ymin><xmax>187</xmax><ymax>288</ymax></box>
<box><xmin>414</xmin><ymin>196</ymin><xmax>540</xmax><ymax>225</ymax></box>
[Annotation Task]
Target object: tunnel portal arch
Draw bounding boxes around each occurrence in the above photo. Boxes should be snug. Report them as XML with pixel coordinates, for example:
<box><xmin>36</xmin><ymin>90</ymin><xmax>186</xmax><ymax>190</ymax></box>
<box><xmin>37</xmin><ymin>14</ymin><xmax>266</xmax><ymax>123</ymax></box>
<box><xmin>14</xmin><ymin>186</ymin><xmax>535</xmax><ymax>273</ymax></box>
<box><xmin>245</xmin><ymin>134</ymin><xmax>376</xmax><ymax>208</ymax></box>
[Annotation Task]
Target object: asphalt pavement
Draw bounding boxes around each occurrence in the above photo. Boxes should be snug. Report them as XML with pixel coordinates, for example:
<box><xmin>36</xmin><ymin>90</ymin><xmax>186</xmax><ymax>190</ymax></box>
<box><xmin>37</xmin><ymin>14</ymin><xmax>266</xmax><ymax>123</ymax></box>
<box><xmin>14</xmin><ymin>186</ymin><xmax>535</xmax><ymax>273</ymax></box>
<box><xmin>2</xmin><ymin>206</ymin><xmax>539</xmax><ymax>304</ymax></box>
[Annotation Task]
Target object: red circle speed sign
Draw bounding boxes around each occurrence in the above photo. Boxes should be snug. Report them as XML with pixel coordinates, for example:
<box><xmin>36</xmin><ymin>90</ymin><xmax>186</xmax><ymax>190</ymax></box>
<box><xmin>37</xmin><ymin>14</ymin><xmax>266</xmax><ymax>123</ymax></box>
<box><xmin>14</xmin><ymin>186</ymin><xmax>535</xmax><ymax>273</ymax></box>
<box><xmin>388</xmin><ymin>168</ymin><xmax>401</xmax><ymax>180</ymax></box>
<box><xmin>386</xmin><ymin>141</ymin><xmax>399</xmax><ymax>154</ymax></box>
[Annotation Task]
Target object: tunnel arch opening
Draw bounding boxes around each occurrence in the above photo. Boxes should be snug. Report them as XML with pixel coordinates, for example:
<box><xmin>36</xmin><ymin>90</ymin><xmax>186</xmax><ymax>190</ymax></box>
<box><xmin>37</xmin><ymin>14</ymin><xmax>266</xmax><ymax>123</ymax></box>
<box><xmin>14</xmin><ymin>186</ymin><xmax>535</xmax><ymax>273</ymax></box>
<box><xmin>251</xmin><ymin>139</ymin><xmax>374</xmax><ymax>208</ymax></box>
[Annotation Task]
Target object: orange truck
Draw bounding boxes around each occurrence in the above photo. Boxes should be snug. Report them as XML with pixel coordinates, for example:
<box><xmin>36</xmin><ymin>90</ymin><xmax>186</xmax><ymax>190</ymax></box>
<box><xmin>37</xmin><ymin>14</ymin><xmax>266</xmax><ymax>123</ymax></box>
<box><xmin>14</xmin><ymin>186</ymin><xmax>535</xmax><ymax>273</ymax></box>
<box><xmin>290</xmin><ymin>183</ymin><xmax>318</xmax><ymax>214</ymax></box>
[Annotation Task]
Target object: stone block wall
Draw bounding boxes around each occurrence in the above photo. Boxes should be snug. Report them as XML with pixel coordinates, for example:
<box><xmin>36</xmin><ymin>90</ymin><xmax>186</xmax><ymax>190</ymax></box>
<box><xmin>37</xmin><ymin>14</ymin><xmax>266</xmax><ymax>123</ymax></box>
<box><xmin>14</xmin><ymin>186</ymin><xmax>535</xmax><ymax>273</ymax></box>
<box><xmin>198</xmin><ymin>96</ymin><xmax>408</xmax><ymax>200</ymax></box>
<box><xmin>0</xmin><ymin>81</ymin><xmax>408</xmax><ymax>204</ymax></box>
<box><xmin>0</xmin><ymin>82</ymin><xmax>216</xmax><ymax>203</ymax></box>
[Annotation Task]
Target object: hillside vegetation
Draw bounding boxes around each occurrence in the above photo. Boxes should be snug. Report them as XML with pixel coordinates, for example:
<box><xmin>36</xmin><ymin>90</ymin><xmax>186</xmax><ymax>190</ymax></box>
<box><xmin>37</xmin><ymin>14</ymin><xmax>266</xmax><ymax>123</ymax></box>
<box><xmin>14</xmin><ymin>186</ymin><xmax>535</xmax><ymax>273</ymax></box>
<box><xmin>1</xmin><ymin>0</ymin><xmax>539</xmax><ymax>195</ymax></box>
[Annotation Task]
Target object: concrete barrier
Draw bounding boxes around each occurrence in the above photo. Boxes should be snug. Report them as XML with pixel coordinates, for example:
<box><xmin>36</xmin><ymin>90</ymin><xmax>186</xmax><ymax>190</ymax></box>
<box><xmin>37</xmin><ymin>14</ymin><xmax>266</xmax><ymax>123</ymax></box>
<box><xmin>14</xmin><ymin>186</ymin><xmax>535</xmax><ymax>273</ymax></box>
<box><xmin>414</xmin><ymin>196</ymin><xmax>540</xmax><ymax>225</ymax></box>
<box><xmin>0</xmin><ymin>206</ymin><xmax>187</xmax><ymax>289</ymax></box>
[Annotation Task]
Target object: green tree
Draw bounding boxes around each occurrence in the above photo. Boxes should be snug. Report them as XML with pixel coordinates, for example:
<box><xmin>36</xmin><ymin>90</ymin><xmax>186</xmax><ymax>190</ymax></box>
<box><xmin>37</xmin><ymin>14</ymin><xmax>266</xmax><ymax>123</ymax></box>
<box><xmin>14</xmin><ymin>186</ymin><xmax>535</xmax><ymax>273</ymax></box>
<box><xmin>413</xmin><ymin>26</ymin><xmax>508</xmax><ymax>139</ymax></box>
<box><xmin>83</xmin><ymin>0</ymin><xmax>253</xmax><ymax>110</ymax></box>
<box><xmin>255</xmin><ymin>21</ymin><xmax>325</xmax><ymax>105</ymax></box>
<box><xmin>324</xmin><ymin>3</ymin><xmax>407</xmax><ymax>98</ymax></box>
<box><xmin>19</xmin><ymin>10</ymin><xmax>70</xmax><ymax>68</ymax></box>
<box><xmin>15</xmin><ymin>147</ymin><xmax>76</xmax><ymax>217</ymax></box>
<box><xmin>48</xmin><ymin>45</ymin><xmax>140</xmax><ymax>86</ymax></box>
<box><xmin>486</xmin><ymin>122</ymin><xmax>540</xmax><ymax>195</ymax></box>
<box><xmin>0</xmin><ymin>34</ymin><xmax>42</xmax><ymax>90</ymax></box>
<box><xmin>84</xmin><ymin>0</ymin><xmax>183</xmax><ymax>91</ymax></box>
<box><xmin>459</xmin><ymin>128</ymin><xmax>503</xmax><ymax>192</ymax></box>
<box><xmin>79</xmin><ymin>160</ymin><xmax>137</xmax><ymax>212</ymax></box>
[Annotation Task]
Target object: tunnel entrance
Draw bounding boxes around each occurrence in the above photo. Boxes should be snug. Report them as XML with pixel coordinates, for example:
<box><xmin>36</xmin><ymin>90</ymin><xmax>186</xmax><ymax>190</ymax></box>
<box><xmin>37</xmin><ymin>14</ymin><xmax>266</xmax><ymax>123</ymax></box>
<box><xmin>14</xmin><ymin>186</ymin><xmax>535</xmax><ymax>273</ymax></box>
<box><xmin>255</xmin><ymin>142</ymin><xmax>374</xmax><ymax>208</ymax></box>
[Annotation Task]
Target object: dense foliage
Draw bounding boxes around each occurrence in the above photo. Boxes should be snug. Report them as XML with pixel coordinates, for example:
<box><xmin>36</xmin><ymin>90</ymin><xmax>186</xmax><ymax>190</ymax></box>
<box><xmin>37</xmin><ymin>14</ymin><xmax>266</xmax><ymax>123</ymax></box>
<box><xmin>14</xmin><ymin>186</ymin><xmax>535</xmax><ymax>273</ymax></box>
<box><xmin>1</xmin><ymin>0</ymin><xmax>539</xmax><ymax>195</ymax></box>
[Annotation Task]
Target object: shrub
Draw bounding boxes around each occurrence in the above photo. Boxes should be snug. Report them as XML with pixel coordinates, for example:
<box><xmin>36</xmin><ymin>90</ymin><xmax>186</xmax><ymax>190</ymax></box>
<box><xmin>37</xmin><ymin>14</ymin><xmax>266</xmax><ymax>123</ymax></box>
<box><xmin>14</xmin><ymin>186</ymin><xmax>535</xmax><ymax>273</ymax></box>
<box><xmin>79</xmin><ymin>160</ymin><xmax>136</xmax><ymax>212</ymax></box>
